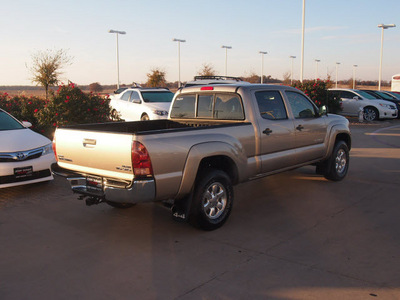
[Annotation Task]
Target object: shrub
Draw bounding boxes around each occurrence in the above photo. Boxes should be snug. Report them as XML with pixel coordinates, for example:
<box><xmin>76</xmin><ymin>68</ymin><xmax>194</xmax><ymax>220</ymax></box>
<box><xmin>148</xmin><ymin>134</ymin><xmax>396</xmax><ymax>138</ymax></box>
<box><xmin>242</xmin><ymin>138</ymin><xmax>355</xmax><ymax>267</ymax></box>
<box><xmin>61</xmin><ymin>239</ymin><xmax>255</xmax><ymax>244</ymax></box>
<box><xmin>291</xmin><ymin>79</ymin><xmax>341</xmax><ymax>114</ymax></box>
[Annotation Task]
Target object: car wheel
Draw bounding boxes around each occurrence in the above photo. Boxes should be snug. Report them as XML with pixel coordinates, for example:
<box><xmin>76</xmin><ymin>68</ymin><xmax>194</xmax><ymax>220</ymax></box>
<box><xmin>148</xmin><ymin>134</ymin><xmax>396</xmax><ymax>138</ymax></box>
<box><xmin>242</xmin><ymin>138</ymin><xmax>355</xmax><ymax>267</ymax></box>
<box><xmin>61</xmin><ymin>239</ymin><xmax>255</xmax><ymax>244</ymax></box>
<box><xmin>323</xmin><ymin>140</ymin><xmax>350</xmax><ymax>181</ymax></box>
<box><xmin>105</xmin><ymin>201</ymin><xmax>136</xmax><ymax>209</ymax></box>
<box><xmin>189</xmin><ymin>169</ymin><xmax>233</xmax><ymax>231</ymax></box>
<box><xmin>363</xmin><ymin>107</ymin><xmax>379</xmax><ymax>121</ymax></box>
<box><xmin>141</xmin><ymin>114</ymin><xmax>150</xmax><ymax>121</ymax></box>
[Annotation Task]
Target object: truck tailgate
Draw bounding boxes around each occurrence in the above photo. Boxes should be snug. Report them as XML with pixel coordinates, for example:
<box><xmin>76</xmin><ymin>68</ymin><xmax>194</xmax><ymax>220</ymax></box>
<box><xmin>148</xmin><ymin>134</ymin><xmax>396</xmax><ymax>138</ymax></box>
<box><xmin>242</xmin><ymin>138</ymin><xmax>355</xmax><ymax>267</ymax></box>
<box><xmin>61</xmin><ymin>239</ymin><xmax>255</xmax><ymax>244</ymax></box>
<box><xmin>55</xmin><ymin>128</ymin><xmax>134</xmax><ymax>181</ymax></box>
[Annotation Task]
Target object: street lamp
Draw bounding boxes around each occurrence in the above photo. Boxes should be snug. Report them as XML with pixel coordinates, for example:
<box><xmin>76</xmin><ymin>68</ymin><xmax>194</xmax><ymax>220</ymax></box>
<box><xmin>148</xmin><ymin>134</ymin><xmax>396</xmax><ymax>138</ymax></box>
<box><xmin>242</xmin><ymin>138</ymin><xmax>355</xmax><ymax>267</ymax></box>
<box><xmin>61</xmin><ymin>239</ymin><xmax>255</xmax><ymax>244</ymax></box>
<box><xmin>259</xmin><ymin>51</ymin><xmax>268</xmax><ymax>83</ymax></box>
<box><xmin>300</xmin><ymin>0</ymin><xmax>306</xmax><ymax>82</ymax></box>
<box><xmin>108</xmin><ymin>29</ymin><xmax>126</xmax><ymax>89</ymax></box>
<box><xmin>173</xmin><ymin>38</ymin><xmax>186</xmax><ymax>88</ymax></box>
<box><xmin>335</xmin><ymin>62</ymin><xmax>341</xmax><ymax>88</ymax></box>
<box><xmin>221</xmin><ymin>45</ymin><xmax>232</xmax><ymax>76</ymax></box>
<box><xmin>314</xmin><ymin>59</ymin><xmax>320</xmax><ymax>81</ymax></box>
<box><xmin>290</xmin><ymin>56</ymin><xmax>296</xmax><ymax>85</ymax></box>
<box><xmin>378</xmin><ymin>24</ymin><xmax>396</xmax><ymax>90</ymax></box>
<box><xmin>353</xmin><ymin>65</ymin><xmax>358</xmax><ymax>89</ymax></box>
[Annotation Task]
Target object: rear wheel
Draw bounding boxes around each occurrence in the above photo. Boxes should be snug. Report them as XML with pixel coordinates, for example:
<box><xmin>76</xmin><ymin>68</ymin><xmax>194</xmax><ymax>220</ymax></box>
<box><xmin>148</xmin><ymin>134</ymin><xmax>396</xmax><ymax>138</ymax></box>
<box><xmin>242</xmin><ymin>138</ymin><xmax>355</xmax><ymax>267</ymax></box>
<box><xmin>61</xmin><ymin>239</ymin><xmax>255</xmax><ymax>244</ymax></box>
<box><xmin>106</xmin><ymin>201</ymin><xmax>135</xmax><ymax>209</ymax></box>
<box><xmin>363</xmin><ymin>107</ymin><xmax>379</xmax><ymax>121</ymax></box>
<box><xmin>189</xmin><ymin>169</ymin><xmax>233</xmax><ymax>231</ymax></box>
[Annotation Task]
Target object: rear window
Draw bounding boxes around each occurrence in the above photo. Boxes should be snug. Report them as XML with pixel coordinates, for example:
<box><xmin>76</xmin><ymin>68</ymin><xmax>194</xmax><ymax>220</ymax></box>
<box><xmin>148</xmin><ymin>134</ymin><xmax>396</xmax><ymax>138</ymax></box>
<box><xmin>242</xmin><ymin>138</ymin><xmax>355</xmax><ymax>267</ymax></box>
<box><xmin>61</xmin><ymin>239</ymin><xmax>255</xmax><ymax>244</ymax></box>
<box><xmin>170</xmin><ymin>93</ymin><xmax>244</xmax><ymax>120</ymax></box>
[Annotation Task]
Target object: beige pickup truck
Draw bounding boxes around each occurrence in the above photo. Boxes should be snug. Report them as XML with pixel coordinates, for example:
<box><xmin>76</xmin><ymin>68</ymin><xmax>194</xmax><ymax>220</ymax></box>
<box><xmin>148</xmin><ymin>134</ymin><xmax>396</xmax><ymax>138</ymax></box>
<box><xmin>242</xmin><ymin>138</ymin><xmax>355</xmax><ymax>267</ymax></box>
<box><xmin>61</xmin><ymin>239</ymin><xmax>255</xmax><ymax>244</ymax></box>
<box><xmin>52</xmin><ymin>82</ymin><xmax>351</xmax><ymax>230</ymax></box>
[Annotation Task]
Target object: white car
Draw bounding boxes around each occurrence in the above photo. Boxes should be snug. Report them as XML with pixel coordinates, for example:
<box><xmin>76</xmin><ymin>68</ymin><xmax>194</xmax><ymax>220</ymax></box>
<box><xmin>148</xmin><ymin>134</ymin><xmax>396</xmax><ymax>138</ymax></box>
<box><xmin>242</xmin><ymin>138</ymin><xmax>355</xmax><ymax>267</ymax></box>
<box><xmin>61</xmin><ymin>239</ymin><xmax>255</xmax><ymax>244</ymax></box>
<box><xmin>109</xmin><ymin>87</ymin><xmax>174</xmax><ymax>121</ymax></box>
<box><xmin>328</xmin><ymin>88</ymin><xmax>398</xmax><ymax>121</ymax></box>
<box><xmin>0</xmin><ymin>109</ymin><xmax>55</xmax><ymax>188</ymax></box>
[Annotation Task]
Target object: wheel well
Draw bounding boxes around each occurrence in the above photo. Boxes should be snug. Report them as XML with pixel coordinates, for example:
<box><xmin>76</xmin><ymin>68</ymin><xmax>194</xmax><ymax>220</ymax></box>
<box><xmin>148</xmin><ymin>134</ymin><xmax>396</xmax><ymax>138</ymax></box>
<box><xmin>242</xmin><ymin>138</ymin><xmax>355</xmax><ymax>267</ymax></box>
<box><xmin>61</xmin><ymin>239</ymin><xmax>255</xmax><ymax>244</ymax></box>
<box><xmin>197</xmin><ymin>156</ymin><xmax>239</xmax><ymax>185</ymax></box>
<box><xmin>335</xmin><ymin>133</ymin><xmax>351</xmax><ymax>150</ymax></box>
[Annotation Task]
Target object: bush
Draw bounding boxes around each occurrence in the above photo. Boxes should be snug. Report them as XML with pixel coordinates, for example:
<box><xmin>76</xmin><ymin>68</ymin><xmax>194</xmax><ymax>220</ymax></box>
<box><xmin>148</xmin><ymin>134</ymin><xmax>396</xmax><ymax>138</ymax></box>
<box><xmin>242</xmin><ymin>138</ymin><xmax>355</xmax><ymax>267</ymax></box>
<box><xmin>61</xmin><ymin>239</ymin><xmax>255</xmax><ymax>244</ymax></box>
<box><xmin>1</xmin><ymin>84</ymin><xmax>113</xmax><ymax>139</ymax></box>
<box><xmin>291</xmin><ymin>79</ymin><xmax>341</xmax><ymax>114</ymax></box>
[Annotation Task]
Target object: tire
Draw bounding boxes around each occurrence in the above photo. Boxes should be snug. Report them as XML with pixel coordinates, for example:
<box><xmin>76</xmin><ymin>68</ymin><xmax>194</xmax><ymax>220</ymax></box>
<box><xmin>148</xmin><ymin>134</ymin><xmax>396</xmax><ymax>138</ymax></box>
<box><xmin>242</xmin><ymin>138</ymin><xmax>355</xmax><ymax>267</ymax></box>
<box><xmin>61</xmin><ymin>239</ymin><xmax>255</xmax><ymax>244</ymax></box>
<box><xmin>105</xmin><ymin>201</ymin><xmax>135</xmax><ymax>209</ymax></box>
<box><xmin>141</xmin><ymin>114</ymin><xmax>150</xmax><ymax>121</ymax></box>
<box><xmin>323</xmin><ymin>140</ymin><xmax>350</xmax><ymax>181</ymax></box>
<box><xmin>363</xmin><ymin>107</ymin><xmax>379</xmax><ymax>121</ymax></box>
<box><xmin>189</xmin><ymin>169</ymin><xmax>233</xmax><ymax>231</ymax></box>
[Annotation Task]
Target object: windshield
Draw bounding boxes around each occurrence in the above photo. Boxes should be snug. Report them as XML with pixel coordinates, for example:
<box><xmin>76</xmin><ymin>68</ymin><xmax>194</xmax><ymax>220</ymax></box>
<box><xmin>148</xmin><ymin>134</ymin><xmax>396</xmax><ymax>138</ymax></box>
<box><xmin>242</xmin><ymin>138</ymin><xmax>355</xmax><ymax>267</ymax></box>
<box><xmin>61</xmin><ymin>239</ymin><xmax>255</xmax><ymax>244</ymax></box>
<box><xmin>141</xmin><ymin>91</ymin><xmax>174</xmax><ymax>103</ymax></box>
<box><xmin>357</xmin><ymin>90</ymin><xmax>376</xmax><ymax>100</ymax></box>
<box><xmin>0</xmin><ymin>110</ymin><xmax>25</xmax><ymax>131</ymax></box>
<box><xmin>374</xmin><ymin>91</ymin><xmax>396</xmax><ymax>100</ymax></box>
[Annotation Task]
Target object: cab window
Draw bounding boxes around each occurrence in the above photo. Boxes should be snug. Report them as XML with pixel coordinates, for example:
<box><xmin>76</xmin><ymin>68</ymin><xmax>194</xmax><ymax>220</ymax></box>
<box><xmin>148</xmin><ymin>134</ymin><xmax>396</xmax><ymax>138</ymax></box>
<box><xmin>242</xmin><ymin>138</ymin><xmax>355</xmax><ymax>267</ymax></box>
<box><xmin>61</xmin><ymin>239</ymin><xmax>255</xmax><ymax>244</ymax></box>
<box><xmin>170</xmin><ymin>95</ymin><xmax>196</xmax><ymax>118</ymax></box>
<box><xmin>214</xmin><ymin>94</ymin><xmax>244</xmax><ymax>120</ymax></box>
<box><xmin>286</xmin><ymin>91</ymin><xmax>317</xmax><ymax>119</ymax></box>
<box><xmin>197</xmin><ymin>95</ymin><xmax>213</xmax><ymax>118</ymax></box>
<box><xmin>255</xmin><ymin>91</ymin><xmax>287</xmax><ymax>120</ymax></box>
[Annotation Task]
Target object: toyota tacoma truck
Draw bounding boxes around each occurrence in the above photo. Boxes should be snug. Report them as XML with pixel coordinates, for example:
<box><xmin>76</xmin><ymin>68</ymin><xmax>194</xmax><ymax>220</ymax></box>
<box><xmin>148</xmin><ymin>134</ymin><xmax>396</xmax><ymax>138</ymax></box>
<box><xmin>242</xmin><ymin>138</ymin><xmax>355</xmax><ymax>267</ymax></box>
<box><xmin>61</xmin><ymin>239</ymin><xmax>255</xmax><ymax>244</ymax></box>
<box><xmin>52</xmin><ymin>82</ymin><xmax>351</xmax><ymax>230</ymax></box>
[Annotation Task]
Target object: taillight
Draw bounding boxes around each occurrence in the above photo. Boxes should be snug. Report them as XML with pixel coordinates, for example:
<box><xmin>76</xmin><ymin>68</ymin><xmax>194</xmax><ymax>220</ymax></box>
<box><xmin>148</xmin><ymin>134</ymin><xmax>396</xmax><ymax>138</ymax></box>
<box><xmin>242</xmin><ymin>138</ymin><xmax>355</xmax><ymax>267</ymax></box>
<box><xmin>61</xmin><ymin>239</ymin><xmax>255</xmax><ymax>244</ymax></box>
<box><xmin>52</xmin><ymin>135</ymin><xmax>58</xmax><ymax>161</ymax></box>
<box><xmin>131</xmin><ymin>141</ymin><xmax>153</xmax><ymax>177</ymax></box>
<box><xmin>200</xmin><ymin>86</ymin><xmax>214</xmax><ymax>90</ymax></box>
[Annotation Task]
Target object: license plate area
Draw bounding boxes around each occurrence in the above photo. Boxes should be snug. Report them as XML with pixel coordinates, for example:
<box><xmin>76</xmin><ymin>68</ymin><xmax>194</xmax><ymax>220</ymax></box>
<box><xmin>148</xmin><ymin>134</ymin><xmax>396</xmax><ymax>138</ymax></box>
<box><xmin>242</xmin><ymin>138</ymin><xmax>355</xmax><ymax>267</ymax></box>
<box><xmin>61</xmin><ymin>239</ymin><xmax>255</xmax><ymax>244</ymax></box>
<box><xmin>14</xmin><ymin>166</ymin><xmax>33</xmax><ymax>179</ymax></box>
<box><xmin>86</xmin><ymin>176</ymin><xmax>103</xmax><ymax>193</ymax></box>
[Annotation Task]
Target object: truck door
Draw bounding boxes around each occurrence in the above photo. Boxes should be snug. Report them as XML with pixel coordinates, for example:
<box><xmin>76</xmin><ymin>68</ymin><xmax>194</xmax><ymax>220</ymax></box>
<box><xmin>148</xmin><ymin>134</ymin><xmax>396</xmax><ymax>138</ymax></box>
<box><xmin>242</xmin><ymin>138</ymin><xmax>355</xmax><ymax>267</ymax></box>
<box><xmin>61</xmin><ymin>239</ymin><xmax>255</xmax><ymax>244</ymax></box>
<box><xmin>254</xmin><ymin>90</ymin><xmax>296</xmax><ymax>173</ymax></box>
<box><xmin>285</xmin><ymin>91</ymin><xmax>328</xmax><ymax>163</ymax></box>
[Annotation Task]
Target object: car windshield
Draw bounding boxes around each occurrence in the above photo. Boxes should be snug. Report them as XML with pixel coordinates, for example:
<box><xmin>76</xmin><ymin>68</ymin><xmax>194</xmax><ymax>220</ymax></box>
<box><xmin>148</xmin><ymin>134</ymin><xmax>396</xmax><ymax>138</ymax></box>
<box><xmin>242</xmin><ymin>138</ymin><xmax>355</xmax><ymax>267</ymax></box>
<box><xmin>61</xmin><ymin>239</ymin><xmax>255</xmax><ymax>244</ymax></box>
<box><xmin>141</xmin><ymin>91</ymin><xmax>174</xmax><ymax>103</ymax></box>
<box><xmin>0</xmin><ymin>111</ymin><xmax>25</xmax><ymax>131</ymax></box>
<box><xmin>374</xmin><ymin>91</ymin><xmax>396</xmax><ymax>100</ymax></box>
<box><xmin>357</xmin><ymin>90</ymin><xmax>377</xmax><ymax>100</ymax></box>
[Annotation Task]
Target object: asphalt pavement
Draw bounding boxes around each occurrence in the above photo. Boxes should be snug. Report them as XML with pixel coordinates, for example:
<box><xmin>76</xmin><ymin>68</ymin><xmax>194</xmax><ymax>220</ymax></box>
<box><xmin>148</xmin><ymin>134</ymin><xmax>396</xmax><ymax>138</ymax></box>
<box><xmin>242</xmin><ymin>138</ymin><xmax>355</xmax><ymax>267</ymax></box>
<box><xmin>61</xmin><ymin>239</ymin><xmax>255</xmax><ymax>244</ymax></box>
<box><xmin>1</xmin><ymin>119</ymin><xmax>400</xmax><ymax>300</ymax></box>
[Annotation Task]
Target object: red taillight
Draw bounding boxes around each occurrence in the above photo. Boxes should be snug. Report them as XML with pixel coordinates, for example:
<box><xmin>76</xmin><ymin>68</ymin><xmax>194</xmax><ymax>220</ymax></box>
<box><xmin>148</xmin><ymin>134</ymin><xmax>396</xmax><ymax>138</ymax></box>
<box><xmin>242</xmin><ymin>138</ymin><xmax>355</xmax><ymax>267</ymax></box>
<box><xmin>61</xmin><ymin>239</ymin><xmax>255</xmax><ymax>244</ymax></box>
<box><xmin>131</xmin><ymin>141</ymin><xmax>153</xmax><ymax>177</ymax></box>
<box><xmin>200</xmin><ymin>86</ymin><xmax>214</xmax><ymax>90</ymax></box>
<box><xmin>52</xmin><ymin>136</ymin><xmax>58</xmax><ymax>162</ymax></box>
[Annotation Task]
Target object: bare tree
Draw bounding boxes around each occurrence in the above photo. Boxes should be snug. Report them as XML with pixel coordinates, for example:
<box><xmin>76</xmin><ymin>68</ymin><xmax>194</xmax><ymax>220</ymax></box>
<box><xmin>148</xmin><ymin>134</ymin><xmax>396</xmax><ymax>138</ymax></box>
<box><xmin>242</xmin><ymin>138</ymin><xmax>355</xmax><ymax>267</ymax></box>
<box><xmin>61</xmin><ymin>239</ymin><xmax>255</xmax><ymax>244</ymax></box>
<box><xmin>198</xmin><ymin>63</ymin><xmax>217</xmax><ymax>76</ymax></box>
<box><xmin>29</xmin><ymin>49</ymin><xmax>72</xmax><ymax>99</ymax></box>
<box><xmin>146</xmin><ymin>68</ymin><xmax>167</xmax><ymax>87</ymax></box>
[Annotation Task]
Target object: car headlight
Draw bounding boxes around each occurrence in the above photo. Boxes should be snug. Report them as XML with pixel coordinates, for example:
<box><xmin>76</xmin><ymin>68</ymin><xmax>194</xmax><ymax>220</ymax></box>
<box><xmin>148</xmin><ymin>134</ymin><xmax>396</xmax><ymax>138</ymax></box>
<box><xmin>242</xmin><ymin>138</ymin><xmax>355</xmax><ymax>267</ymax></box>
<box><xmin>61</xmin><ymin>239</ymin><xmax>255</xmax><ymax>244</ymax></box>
<box><xmin>379</xmin><ymin>103</ymin><xmax>391</xmax><ymax>109</ymax></box>
<box><xmin>42</xmin><ymin>143</ymin><xmax>53</xmax><ymax>155</ymax></box>
<box><xmin>153</xmin><ymin>110</ymin><xmax>168</xmax><ymax>116</ymax></box>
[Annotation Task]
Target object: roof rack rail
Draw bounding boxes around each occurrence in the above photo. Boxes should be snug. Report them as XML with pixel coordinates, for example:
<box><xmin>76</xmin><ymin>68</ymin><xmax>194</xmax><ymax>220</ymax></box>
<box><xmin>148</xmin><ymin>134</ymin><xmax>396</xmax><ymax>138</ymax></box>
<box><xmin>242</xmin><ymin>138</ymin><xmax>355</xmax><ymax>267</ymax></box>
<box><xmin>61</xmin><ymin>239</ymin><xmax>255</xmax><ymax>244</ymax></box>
<box><xmin>193</xmin><ymin>76</ymin><xmax>242</xmax><ymax>81</ymax></box>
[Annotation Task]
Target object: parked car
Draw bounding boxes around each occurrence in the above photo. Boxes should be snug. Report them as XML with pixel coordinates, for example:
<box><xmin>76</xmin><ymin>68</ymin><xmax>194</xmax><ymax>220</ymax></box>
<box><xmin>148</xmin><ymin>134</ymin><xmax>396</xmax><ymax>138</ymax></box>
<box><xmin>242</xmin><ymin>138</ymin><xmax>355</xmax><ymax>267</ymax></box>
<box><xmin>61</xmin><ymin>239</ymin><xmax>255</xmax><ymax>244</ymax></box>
<box><xmin>0</xmin><ymin>109</ymin><xmax>55</xmax><ymax>188</ymax></box>
<box><xmin>360</xmin><ymin>90</ymin><xmax>400</xmax><ymax>117</ymax></box>
<box><xmin>110</xmin><ymin>87</ymin><xmax>174</xmax><ymax>121</ymax></box>
<box><xmin>384</xmin><ymin>91</ymin><xmax>400</xmax><ymax>100</ymax></box>
<box><xmin>328</xmin><ymin>88</ymin><xmax>398</xmax><ymax>121</ymax></box>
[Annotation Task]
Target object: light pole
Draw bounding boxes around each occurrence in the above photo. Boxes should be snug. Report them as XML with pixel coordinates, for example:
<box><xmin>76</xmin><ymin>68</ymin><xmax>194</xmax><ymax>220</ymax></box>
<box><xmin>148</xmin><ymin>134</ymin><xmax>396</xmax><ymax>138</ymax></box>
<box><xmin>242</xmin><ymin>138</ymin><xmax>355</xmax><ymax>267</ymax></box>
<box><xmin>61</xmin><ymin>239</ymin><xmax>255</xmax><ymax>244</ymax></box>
<box><xmin>290</xmin><ymin>56</ymin><xmax>296</xmax><ymax>85</ymax></box>
<box><xmin>173</xmin><ymin>38</ymin><xmax>186</xmax><ymax>88</ymax></box>
<box><xmin>221</xmin><ymin>45</ymin><xmax>232</xmax><ymax>76</ymax></box>
<box><xmin>108</xmin><ymin>29</ymin><xmax>126</xmax><ymax>89</ymax></box>
<box><xmin>335</xmin><ymin>62</ymin><xmax>340</xmax><ymax>88</ymax></box>
<box><xmin>314</xmin><ymin>59</ymin><xmax>320</xmax><ymax>81</ymax></box>
<box><xmin>353</xmin><ymin>65</ymin><xmax>358</xmax><ymax>89</ymax></box>
<box><xmin>378</xmin><ymin>24</ymin><xmax>396</xmax><ymax>90</ymax></box>
<box><xmin>259</xmin><ymin>51</ymin><xmax>268</xmax><ymax>83</ymax></box>
<box><xmin>300</xmin><ymin>0</ymin><xmax>306</xmax><ymax>82</ymax></box>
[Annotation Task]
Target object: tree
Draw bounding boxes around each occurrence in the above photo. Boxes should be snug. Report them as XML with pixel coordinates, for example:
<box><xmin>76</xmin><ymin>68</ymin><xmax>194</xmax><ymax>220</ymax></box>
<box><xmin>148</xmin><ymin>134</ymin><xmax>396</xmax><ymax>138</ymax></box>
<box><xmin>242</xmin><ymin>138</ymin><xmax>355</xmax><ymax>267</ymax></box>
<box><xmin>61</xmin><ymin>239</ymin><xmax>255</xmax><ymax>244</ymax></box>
<box><xmin>29</xmin><ymin>49</ymin><xmax>72</xmax><ymax>99</ymax></box>
<box><xmin>146</xmin><ymin>68</ymin><xmax>167</xmax><ymax>87</ymax></box>
<box><xmin>88</xmin><ymin>82</ymin><xmax>104</xmax><ymax>93</ymax></box>
<box><xmin>198</xmin><ymin>63</ymin><xmax>217</xmax><ymax>76</ymax></box>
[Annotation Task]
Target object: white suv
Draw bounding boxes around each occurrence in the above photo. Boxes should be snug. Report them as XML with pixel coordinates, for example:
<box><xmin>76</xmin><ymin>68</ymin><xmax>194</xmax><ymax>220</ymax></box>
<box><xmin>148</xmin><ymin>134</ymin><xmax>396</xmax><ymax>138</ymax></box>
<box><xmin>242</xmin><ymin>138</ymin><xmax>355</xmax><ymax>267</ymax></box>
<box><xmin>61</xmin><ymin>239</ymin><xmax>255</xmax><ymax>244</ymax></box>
<box><xmin>110</xmin><ymin>87</ymin><xmax>174</xmax><ymax>121</ymax></box>
<box><xmin>328</xmin><ymin>88</ymin><xmax>398</xmax><ymax>121</ymax></box>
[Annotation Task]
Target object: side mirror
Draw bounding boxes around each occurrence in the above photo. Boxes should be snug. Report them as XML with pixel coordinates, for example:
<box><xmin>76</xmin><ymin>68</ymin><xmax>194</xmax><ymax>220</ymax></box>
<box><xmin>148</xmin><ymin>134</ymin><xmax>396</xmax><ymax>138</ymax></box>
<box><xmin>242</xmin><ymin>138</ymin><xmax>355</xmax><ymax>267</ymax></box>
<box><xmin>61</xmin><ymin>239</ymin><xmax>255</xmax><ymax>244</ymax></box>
<box><xmin>22</xmin><ymin>121</ymin><xmax>32</xmax><ymax>128</ymax></box>
<box><xmin>319</xmin><ymin>105</ymin><xmax>327</xmax><ymax>116</ymax></box>
<box><xmin>353</xmin><ymin>96</ymin><xmax>361</xmax><ymax>100</ymax></box>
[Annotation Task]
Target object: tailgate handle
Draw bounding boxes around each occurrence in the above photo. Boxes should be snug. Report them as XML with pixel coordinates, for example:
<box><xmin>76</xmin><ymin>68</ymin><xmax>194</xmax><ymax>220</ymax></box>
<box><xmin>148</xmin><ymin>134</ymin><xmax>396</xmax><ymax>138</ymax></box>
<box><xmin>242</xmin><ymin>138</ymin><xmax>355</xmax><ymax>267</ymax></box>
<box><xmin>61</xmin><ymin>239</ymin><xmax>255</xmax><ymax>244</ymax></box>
<box><xmin>83</xmin><ymin>138</ymin><xmax>97</xmax><ymax>147</ymax></box>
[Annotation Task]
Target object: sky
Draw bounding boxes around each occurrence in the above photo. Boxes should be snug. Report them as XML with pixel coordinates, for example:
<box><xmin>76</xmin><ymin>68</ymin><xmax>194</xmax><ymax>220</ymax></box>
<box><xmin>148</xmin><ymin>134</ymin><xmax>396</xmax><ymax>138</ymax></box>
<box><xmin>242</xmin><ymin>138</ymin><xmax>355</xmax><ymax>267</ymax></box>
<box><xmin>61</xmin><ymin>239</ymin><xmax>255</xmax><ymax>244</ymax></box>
<box><xmin>1</xmin><ymin>0</ymin><xmax>399</xmax><ymax>86</ymax></box>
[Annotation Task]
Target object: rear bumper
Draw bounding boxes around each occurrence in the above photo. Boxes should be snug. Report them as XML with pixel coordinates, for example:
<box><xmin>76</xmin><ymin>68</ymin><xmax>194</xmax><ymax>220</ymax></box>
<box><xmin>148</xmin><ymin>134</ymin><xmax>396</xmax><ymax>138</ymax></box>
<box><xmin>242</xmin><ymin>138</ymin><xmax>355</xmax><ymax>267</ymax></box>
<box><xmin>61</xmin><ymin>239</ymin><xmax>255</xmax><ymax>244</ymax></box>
<box><xmin>51</xmin><ymin>163</ymin><xmax>156</xmax><ymax>204</ymax></box>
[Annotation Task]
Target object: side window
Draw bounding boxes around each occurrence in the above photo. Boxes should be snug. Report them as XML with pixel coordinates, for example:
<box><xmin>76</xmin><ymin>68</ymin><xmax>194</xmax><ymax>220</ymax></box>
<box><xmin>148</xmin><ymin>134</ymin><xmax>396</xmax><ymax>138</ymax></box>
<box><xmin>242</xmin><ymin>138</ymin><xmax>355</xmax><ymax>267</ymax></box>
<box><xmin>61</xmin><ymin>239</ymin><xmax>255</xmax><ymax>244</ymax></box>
<box><xmin>130</xmin><ymin>91</ymin><xmax>141</xmax><ymax>102</ymax></box>
<box><xmin>286</xmin><ymin>91</ymin><xmax>316</xmax><ymax>119</ymax></box>
<box><xmin>120</xmin><ymin>91</ymin><xmax>132</xmax><ymax>101</ymax></box>
<box><xmin>214</xmin><ymin>94</ymin><xmax>244</xmax><ymax>120</ymax></box>
<box><xmin>255</xmin><ymin>91</ymin><xmax>287</xmax><ymax>120</ymax></box>
<box><xmin>341</xmin><ymin>91</ymin><xmax>356</xmax><ymax>99</ymax></box>
<box><xmin>197</xmin><ymin>95</ymin><xmax>213</xmax><ymax>118</ymax></box>
<box><xmin>170</xmin><ymin>95</ymin><xmax>196</xmax><ymax>118</ymax></box>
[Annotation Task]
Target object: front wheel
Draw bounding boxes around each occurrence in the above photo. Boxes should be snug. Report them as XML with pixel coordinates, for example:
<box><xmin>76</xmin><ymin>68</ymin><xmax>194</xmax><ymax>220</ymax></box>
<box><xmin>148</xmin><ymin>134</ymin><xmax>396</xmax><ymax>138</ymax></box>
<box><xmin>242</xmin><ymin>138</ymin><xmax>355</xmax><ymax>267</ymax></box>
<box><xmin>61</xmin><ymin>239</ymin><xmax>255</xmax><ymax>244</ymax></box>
<box><xmin>189</xmin><ymin>170</ymin><xmax>233</xmax><ymax>231</ymax></box>
<box><xmin>322</xmin><ymin>140</ymin><xmax>350</xmax><ymax>181</ymax></box>
<box><xmin>363</xmin><ymin>107</ymin><xmax>379</xmax><ymax>121</ymax></box>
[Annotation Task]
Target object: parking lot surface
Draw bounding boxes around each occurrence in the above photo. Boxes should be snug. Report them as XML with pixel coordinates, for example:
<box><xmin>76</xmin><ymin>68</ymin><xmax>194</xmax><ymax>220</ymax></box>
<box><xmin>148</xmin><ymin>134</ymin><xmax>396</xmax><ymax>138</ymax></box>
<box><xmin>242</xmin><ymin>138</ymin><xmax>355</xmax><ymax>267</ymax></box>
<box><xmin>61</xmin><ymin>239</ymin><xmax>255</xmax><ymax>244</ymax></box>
<box><xmin>1</xmin><ymin>119</ymin><xmax>400</xmax><ymax>299</ymax></box>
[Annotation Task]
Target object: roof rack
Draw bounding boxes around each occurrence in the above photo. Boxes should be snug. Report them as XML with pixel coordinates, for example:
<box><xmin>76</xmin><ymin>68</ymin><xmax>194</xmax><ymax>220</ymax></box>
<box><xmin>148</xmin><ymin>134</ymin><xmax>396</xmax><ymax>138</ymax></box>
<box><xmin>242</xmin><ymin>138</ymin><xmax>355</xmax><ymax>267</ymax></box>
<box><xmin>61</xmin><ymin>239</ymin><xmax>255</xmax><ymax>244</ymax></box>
<box><xmin>193</xmin><ymin>76</ymin><xmax>243</xmax><ymax>81</ymax></box>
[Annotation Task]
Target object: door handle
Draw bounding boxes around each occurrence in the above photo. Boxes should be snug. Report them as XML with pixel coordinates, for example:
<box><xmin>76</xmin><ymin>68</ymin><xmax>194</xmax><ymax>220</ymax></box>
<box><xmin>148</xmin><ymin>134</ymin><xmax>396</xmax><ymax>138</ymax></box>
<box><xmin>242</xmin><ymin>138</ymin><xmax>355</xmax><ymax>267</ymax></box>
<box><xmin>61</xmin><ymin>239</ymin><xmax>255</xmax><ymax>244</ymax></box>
<box><xmin>263</xmin><ymin>128</ymin><xmax>273</xmax><ymax>135</ymax></box>
<box><xmin>83</xmin><ymin>138</ymin><xmax>97</xmax><ymax>147</ymax></box>
<box><xmin>296</xmin><ymin>125</ymin><xmax>304</xmax><ymax>131</ymax></box>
